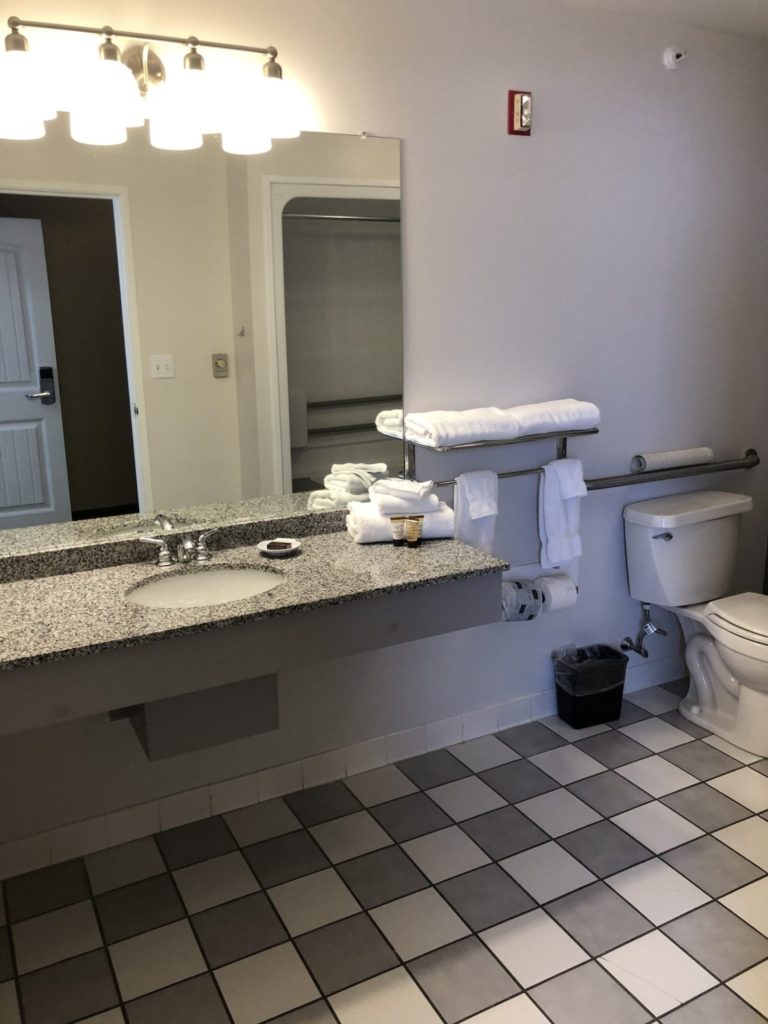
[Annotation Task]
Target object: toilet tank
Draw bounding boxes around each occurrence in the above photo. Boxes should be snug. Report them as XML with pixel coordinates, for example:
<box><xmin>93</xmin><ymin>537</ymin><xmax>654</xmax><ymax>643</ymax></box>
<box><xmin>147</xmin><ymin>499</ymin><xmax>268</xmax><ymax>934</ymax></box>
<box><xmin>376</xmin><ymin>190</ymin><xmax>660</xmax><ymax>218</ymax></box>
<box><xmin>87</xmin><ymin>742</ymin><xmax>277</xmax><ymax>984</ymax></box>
<box><xmin>623</xmin><ymin>490</ymin><xmax>753</xmax><ymax>606</ymax></box>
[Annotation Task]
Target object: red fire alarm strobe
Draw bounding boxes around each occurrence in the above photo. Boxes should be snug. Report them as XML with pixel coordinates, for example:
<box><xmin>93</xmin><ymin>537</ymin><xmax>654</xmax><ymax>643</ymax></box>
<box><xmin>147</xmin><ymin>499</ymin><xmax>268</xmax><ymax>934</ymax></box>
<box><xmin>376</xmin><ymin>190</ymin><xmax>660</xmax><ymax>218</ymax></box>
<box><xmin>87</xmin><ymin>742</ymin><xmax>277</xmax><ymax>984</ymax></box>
<box><xmin>508</xmin><ymin>90</ymin><xmax>532</xmax><ymax>136</ymax></box>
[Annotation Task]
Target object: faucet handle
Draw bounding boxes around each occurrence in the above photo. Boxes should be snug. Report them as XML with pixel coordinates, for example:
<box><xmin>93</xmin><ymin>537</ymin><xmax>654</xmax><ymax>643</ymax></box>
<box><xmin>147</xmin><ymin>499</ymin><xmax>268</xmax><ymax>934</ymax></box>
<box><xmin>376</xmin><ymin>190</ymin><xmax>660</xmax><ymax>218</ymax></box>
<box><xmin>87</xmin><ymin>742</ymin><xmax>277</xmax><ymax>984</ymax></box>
<box><xmin>139</xmin><ymin>536</ymin><xmax>173</xmax><ymax>567</ymax></box>
<box><xmin>195</xmin><ymin>528</ymin><xmax>219</xmax><ymax>562</ymax></box>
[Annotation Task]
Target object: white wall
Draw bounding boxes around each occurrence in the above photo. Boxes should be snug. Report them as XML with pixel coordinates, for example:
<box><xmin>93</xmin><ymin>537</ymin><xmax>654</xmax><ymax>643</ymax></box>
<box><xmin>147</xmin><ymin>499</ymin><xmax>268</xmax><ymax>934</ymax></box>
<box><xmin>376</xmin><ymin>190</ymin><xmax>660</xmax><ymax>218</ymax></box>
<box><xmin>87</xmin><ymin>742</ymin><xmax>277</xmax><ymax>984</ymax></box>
<box><xmin>4</xmin><ymin>0</ymin><xmax>768</xmax><ymax>838</ymax></box>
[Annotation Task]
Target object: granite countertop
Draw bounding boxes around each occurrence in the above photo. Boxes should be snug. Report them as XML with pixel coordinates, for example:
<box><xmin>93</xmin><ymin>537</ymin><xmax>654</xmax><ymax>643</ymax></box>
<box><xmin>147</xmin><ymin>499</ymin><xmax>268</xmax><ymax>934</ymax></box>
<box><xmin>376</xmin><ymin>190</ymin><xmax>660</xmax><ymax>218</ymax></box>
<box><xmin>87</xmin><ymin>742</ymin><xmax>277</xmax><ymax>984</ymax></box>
<box><xmin>0</xmin><ymin>533</ymin><xmax>506</xmax><ymax>671</ymax></box>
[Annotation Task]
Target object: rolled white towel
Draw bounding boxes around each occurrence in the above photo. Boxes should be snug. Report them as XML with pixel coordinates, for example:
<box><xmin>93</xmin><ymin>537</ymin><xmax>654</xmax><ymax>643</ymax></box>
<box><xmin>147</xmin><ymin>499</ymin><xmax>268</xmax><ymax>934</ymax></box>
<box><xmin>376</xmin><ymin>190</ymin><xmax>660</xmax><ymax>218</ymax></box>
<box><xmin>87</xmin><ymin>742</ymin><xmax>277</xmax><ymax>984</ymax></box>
<box><xmin>631</xmin><ymin>447</ymin><xmax>713</xmax><ymax>473</ymax></box>
<box><xmin>308</xmin><ymin>490</ymin><xmax>343</xmax><ymax>511</ymax></box>
<box><xmin>375</xmin><ymin>410</ymin><xmax>403</xmax><ymax>437</ymax></box>
<box><xmin>347</xmin><ymin>500</ymin><xmax>454</xmax><ymax>544</ymax></box>
<box><xmin>370</xmin><ymin>477</ymin><xmax>434</xmax><ymax>500</ymax></box>
<box><xmin>371</xmin><ymin>492</ymin><xmax>441</xmax><ymax>515</ymax></box>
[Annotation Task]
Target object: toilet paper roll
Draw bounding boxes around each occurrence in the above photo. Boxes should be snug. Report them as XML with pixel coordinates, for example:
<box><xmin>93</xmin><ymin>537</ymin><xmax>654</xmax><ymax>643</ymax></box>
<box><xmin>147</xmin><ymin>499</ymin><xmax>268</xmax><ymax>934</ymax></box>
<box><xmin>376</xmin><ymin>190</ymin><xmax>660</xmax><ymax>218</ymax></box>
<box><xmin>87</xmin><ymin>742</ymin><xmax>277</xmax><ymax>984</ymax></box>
<box><xmin>631</xmin><ymin>447</ymin><xmax>714</xmax><ymax>473</ymax></box>
<box><xmin>501</xmin><ymin>580</ymin><xmax>544</xmax><ymax>621</ymax></box>
<box><xmin>536</xmin><ymin>572</ymin><xmax>579</xmax><ymax>612</ymax></box>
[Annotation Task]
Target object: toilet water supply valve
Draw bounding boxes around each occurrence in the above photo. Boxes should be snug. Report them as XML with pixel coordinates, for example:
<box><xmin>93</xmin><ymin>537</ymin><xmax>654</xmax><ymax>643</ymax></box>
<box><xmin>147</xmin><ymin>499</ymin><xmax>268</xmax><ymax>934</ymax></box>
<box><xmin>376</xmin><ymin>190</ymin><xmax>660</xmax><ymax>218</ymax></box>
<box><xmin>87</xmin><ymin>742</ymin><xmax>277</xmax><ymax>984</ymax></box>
<box><xmin>621</xmin><ymin>603</ymin><xmax>667</xmax><ymax>658</ymax></box>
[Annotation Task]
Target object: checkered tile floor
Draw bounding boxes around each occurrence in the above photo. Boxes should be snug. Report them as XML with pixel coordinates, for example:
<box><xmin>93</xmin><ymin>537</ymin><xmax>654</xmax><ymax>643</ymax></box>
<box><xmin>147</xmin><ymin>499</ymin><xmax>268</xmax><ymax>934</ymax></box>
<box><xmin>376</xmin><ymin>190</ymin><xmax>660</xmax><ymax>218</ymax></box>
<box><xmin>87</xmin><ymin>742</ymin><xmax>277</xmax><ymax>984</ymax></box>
<box><xmin>2</xmin><ymin>681</ymin><xmax>768</xmax><ymax>1024</ymax></box>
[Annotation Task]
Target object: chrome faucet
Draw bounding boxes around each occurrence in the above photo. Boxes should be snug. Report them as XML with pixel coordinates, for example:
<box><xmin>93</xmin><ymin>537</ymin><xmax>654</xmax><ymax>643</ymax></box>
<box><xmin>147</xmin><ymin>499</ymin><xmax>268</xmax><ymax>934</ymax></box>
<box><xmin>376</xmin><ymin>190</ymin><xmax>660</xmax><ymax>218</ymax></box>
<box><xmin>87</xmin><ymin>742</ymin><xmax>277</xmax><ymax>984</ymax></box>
<box><xmin>153</xmin><ymin>512</ymin><xmax>176</xmax><ymax>532</ymax></box>
<box><xmin>140</xmin><ymin>527</ymin><xmax>220</xmax><ymax>567</ymax></box>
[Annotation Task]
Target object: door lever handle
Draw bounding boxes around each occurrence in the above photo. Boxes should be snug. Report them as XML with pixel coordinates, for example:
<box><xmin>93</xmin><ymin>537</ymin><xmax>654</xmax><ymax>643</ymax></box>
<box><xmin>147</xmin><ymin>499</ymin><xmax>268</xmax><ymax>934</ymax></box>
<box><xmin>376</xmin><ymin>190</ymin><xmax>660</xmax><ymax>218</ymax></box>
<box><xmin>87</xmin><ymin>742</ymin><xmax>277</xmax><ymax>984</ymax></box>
<box><xmin>25</xmin><ymin>390</ymin><xmax>52</xmax><ymax>400</ymax></box>
<box><xmin>25</xmin><ymin>366</ymin><xmax>56</xmax><ymax>405</ymax></box>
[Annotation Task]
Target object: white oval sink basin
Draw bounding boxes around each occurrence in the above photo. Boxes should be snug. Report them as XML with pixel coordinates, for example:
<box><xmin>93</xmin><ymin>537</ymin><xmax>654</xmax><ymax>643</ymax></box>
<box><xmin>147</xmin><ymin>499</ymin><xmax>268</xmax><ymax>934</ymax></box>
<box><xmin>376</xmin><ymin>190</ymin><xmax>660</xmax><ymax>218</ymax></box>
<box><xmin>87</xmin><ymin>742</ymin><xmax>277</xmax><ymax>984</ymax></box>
<box><xmin>126</xmin><ymin>568</ymin><xmax>282</xmax><ymax>609</ymax></box>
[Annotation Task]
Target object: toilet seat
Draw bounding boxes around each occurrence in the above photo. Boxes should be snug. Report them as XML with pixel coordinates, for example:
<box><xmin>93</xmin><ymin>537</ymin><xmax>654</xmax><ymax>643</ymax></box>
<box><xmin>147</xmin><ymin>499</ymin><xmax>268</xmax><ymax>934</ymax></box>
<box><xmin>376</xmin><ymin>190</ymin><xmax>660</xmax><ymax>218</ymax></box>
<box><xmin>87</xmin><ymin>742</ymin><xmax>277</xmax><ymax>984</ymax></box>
<box><xmin>705</xmin><ymin>592</ymin><xmax>768</xmax><ymax>646</ymax></box>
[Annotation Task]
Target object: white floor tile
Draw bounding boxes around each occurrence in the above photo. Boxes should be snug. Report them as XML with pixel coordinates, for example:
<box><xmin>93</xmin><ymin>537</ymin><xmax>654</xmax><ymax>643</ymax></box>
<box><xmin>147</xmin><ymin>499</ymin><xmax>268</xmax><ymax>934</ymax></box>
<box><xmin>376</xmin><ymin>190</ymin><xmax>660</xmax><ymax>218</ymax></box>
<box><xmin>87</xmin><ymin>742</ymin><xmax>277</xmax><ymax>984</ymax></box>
<box><xmin>516</xmin><ymin>790</ymin><xmax>601</xmax><ymax>837</ymax></box>
<box><xmin>541</xmin><ymin>717</ymin><xmax>610</xmax><ymax>742</ymax></box>
<box><xmin>268</xmin><ymin>868</ymin><xmax>360</xmax><ymax>936</ymax></box>
<box><xmin>501</xmin><ymin>841</ymin><xmax>596</xmax><ymax>903</ymax></box>
<box><xmin>728</xmin><ymin>960</ymin><xmax>768</xmax><ymax>1017</ymax></box>
<box><xmin>625</xmin><ymin>686</ymin><xmax>681</xmax><ymax>715</ymax></box>
<box><xmin>108</xmin><ymin>920</ymin><xmax>207</xmax><ymax>1002</ymax></box>
<box><xmin>616</xmin><ymin>755</ymin><xmax>698</xmax><ymax>798</ymax></box>
<box><xmin>529</xmin><ymin>746</ymin><xmax>606</xmax><ymax>785</ymax></box>
<box><xmin>216</xmin><ymin>942</ymin><xmax>320</xmax><ymax>1024</ymax></box>
<box><xmin>173</xmin><ymin>851</ymin><xmax>260</xmax><ymax>914</ymax></box>
<box><xmin>401</xmin><ymin>826</ymin><xmax>490</xmax><ymax>882</ymax></box>
<box><xmin>721</xmin><ymin>877</ymin><xmax>768</xmax><ymax>937</ymax></box>
<box><xmin>426</xmin><ymin>777</ymin><xmax>507</xmax><ymax>821</ymax></box>
<box><xmin>310</xmin><ymin>811</ymin><xmax>393</xmax><ymax>863</ymax></box>
<box><xmin>481</xmin><ymin>909</ymin><xmax>588</xmax><ymax>988</ymax></box>
<box><xmin>12</xmin><ymin>900</ymin><xmax>102</xmax><ymax>974</ymax></box>
<box><xmin>448</xmin><ymin>735</ymin><xmax>520</xmax><ymax>773</ymax></box>
<box><xmin>370</xmin><ymin>888</ymin><xmax>470</xmax><ymax>960</ymax></box>
<box><xmin>344</xmin><ymin>765</ymin><xmax>418</xmax><ymax>807</ymax></box>
<box><xmin>330</xmin><ymin>967</ymin><xmax>442</xmax><ymax>1024</ymax></box>
<box><xmin>703</xmin><ymin>735</ymin><xmax>762</xmax><ymax>764</ymax></box>
<box><xmin>599</xmin><ymin>931</ymin><xmax>717</xmax><ymax>1016</ymax></box>
<box><xmin>620</xmin><ymin>719</ymin><xmax>694</xmax><ymax>752</ymax></box>
<box><xmin>463</xmin><ymin>993</ymin><xmax>550</xmax><ymax>1023</ymax></box>
<box><xmin>708</xmin><ymin>769</ymin><xmax>768</xmax><ymax>813</ymax></box>
<box><xmin>611</xmin><ymin>801</ymin><xmax>703</xmax><ymax>853</ymax></box>
<box><xmin>715</xmin><ymin>816</ymin><xmax>768</xmax><ymax>871</ymax></box>
<box><xmin>606</xmin><ymin>859</ymin><xmax>710</xmax><ymax>925</ymax></box>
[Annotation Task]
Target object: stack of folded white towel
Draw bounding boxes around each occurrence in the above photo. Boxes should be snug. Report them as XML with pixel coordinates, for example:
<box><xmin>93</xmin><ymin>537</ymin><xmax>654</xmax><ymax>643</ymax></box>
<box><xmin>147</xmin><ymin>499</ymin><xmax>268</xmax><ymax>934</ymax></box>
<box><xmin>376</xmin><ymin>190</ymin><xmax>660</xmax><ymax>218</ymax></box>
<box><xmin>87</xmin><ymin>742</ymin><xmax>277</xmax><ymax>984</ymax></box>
<box><xmin>376</xmin><ymin>399</ymin><xmax>599</xmax><ymax>447</ymax></box>
<box><xmin>307</xmin><ymin>463</ymin><xmax>388</xmax><ymax>511</ymax></box>
<box><xmin>347</xmin><ymin>477</ymin><xmax>455</xmax><ymax>543</ymax></box>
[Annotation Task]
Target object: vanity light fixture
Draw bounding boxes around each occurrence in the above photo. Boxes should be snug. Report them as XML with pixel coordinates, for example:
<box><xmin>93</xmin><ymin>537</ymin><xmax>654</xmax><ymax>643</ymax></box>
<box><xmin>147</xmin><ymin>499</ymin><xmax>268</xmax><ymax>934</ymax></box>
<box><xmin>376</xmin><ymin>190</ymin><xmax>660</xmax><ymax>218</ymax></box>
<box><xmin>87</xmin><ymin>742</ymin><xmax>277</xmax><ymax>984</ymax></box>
<box><xmin>0</xmin><ymin>15</ymin><xmax>305</xmax><ymax>153</ymax></box>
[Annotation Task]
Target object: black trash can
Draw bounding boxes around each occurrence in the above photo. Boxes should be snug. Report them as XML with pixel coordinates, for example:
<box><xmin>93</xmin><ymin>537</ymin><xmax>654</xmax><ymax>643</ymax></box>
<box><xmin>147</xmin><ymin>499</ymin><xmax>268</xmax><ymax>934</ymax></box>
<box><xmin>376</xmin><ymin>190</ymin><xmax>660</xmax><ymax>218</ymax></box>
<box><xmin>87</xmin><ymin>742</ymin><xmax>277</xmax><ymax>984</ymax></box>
<box><xmin>552</xmin><ymin>644</ymin><xmax>628</xmax><ymax>729</ymax></box>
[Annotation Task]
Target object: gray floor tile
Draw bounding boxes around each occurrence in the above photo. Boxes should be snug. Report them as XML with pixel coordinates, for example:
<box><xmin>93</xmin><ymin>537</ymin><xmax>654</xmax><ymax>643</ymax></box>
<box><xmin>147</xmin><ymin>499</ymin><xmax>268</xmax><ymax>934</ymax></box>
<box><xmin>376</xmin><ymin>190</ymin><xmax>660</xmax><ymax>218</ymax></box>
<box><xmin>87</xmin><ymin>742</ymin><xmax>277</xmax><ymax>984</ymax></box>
<box><xmin>96</xmin><ymin>873</ymin><xmax>184</xmax><ymax>944</ymax></box>
<box><xmin>662</xmin><ymin>902</ymin><xmax>768</xmax><ymax>981</ymax></box>
<box><xmin>574</xmin><ymin>731</ymin><xmax>652</xmax><ymax>768</ymax></box>
<box><xmin>460</xmin><ymin>804</ymin><xmax>549</xmax><ymax>860</ymax></box>
<box><xmin>496</xmin><ymin>722</ymin><xmax>568</xmax><ymax>757</ymax></box>
<box><xmin>409</xmin><ymin>935</ymin><xmax>520</xmax><ymax>1023</ymax></box>
<box><xmin>370</xmin><ymin>793</ymin><xmax>452</xmax><ymax>842</ymax></box>
<box><xmin>547</xmin><ymin>881</ymin><xmax>653</xmax><ymax>956</ymax></box>
<box><xmin>192</xmin><ymin>891</ymin><xmax>287</xmax><ymax>968</ymax></box>
<box><xmin>438</xmin><ymin>863</ymin><xmax>536</xmax><ymax>930</ymax></box>
<box><xmin>568</xmin><ymin>771</ymin><xmax>652</xmax><ymax>817</ymax></box>
<box><xmin>0</xmin><ymin>927</ymin><xmax>12</xmax><ymax>983</ymax></box>
<box><xmin>284</xmin><ymin>782</ymin><xmax>363</xmax><ymax>827</ymax></box>
<box><xmin>530</xmin><ymin>960</ymin><xmax>652</xmax><ymax>1023</ymax></box>
<box><xmin>660</xmin><ymin>740</ymin><xmax>743</xmax><ymax>780</ymax></box>
<box><xmin>124</xmin><ymin>973</ymin><xmax>229</xmax><ymax>1024</ymax></box>
<box><xmin>662</xmin><ymin>783</ymin><xmax>754</xmax><ymax>832</ymax></box>
<box><xmin>608</xmin><ymin>702</ymin><xmax>653</xmax><ymax>728</ymax></box>
<box><xmin>224</xmin><ymin>798</ymin><xmax>302</xmax><ymax>847</ymax></box>
<box><xmin>86</xmin><ymin>838</ymin><xmax>166</xmax><ymax>896</ymax></box>
<box><xmin>479</xmin><ymin>760</ymin><xmax>560</xmax><ymax>804</ymax></box>
<box><xmin>12</xmin><ymin>900</ymin><xmax>102</xmax><ymax>975</ymax></box>
<box><xmin>659</xmin><ymin>710</ymin><xmax>710</xmax><ymax>738</ymax></box>
<box><xmin>295</xmin><ymin>913</ymin><xmax>399</xmax><ymax>994</ymax></box>
<box><xmin>753</xmin><ymin>759</ymin><xmax>768</xmax><ymax>778</ymax></box>
<box><xmin>661</xmin><ymin>678</ymin><xmax>691</xmax><ymax>697</ymax></box>
<box><xmin>662</xmin><ymin>836</ymin><xmax>765</xmax><ymax>898</ymax></box>
<box><xmin>244</xmin><ymin>830</ymin><xmax>329</xmax><ymax>887</ymax></box>
<box><xmin>268</xmin><ymin>1004</ymin><xmax>336</xmax><ymax>1024</ymax></box>
<box><xmin>337</xmin><ymin>846</ymin><xmax>429</xmax><ymax>909</ymax></box>
<box><xmin>155</xmin><ymin>817</ymin><xmax>237</xmax><ymax>870</ymax></box>
<box><xmin>558</xmin><ymin>820</ymin><xmax>653</xmax><ymax>877</ymax></box>
<box><xmin>660</xmin><ymin>983</ymin><xmax>768</xmax><ymax>1023</ymax></box>
<box><xmin>397</xmin><ymin>750</ymin><xmax>472</xmax><ymax>789</ymax></box>
<box><xmin>18</xmin><ymin>949</ymin><xmax>119</xmax><ymax>1024</ymax></box>
<box><xmin>5</xmin><ymin>860</ymin><xmax>90</xmax><ymax>923</ymax></box>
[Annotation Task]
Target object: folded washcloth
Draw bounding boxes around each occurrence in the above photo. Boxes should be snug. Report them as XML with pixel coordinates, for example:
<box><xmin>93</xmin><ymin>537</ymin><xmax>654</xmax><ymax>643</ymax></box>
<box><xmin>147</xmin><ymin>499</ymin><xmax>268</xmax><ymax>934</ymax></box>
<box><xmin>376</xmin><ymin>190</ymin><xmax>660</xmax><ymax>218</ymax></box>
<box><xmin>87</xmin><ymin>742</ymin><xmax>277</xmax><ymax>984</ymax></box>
<box><xmin>308</xmin><ymin>489</ymin><xmax>366</xmax><ymax>511</ymax></box>
<box><xmin>371</xmin><ymin>492</ymin><xmax>442</xmax><ymax>515</ymax></box>
<box><xmin>454</xmin><ymin>470</ymin><xmax>498</xmax><ymax>554</ymax></box>
<box><xmin>538</xmin><ymin>458</ymin><xmax>587</xmax><ymax>569</ymax></box>
<box><xmin>325</xmin><ymin>473</ymin><xmax>373</xmax><ymax>496</ymax></box>
<box><xmin>346</xmin><ymin>500</ymin><xmax>454</xmax><ymax>544</ymax></box>
<box><xmin>404</xmin><ymin>399</ymin><xmax>600</xmax><ymax>448</ymax></box>
<box><xmin>375</xmin><ymin>410</ymin><xmax>403</xmax><ymax>437</ymax></box>
<box><xmin>370</xmin><ymin>477</ymin><xmax>434</xmax><ymax>500</ymax></box>
<box><xmin>331</xmin><ymin>462</ymin><xmax>388</xmax><ymax>476</ymax></box>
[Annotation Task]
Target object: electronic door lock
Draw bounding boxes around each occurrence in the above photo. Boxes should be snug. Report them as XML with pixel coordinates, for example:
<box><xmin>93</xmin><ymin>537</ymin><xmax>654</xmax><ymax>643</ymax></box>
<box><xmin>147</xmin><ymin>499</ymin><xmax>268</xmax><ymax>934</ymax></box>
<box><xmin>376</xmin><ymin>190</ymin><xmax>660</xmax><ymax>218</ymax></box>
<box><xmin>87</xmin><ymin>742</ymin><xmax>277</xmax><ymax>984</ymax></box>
<box><xmin>24</xmin><ymin>366</ymin><xmax>56</xmax><ymax>405</ymax></box>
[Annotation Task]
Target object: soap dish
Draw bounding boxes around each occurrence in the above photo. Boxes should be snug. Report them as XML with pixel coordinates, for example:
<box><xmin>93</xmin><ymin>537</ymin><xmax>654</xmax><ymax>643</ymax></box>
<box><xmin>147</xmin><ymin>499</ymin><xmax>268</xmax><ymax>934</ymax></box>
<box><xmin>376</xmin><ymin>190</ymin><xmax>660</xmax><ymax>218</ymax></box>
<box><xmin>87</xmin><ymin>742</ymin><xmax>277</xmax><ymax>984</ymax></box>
<box><xmin>257</xmin><ymin>537</ymin><xmax>301</xmax><ymax>558</ymax></box>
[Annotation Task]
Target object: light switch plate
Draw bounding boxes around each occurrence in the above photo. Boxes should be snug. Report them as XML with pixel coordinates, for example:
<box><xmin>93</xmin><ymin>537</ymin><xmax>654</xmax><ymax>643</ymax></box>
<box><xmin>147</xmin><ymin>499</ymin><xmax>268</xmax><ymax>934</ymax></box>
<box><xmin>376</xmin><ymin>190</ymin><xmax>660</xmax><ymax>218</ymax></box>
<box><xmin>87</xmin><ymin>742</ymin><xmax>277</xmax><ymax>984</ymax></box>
<box><xmin>150</xmin><ymin>354</ymin><xmax>175</xmax><ymax>379</ymax></box>
<box><xmin>212</xmin><ymin>353</ymin><xmax>229</xmax><ymax>378</ymax></box>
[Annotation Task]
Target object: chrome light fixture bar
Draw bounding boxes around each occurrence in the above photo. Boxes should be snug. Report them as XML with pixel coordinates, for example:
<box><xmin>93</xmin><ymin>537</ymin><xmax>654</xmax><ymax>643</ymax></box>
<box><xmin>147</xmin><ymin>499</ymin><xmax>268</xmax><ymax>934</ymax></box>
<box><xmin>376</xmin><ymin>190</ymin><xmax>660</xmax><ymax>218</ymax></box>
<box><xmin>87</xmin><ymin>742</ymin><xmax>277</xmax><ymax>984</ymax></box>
<box><xmin>1</xmin><ymin>14</ymin><xmax>304</xmax><ymax>152</ymax></box>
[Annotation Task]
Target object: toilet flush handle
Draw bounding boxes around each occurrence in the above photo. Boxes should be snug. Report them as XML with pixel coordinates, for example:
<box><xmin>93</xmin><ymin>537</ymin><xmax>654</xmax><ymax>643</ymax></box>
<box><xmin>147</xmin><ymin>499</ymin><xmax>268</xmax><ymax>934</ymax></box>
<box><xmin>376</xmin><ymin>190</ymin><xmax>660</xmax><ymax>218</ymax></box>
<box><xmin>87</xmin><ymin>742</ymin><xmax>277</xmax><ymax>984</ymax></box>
<box><xmin>653</xmin><ymin>532</ymin><xmax>673</xmax><ymax>541</ymax></box>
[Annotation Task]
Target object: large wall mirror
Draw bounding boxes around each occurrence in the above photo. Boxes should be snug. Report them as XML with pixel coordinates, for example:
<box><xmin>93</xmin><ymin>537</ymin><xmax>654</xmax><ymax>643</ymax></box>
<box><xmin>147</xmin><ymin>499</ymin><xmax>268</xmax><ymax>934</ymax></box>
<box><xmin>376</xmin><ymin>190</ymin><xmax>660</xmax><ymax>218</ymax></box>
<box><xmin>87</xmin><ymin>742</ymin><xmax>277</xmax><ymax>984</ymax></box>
<box><xmin>0</xmin><ymin>118</ymin><xmax>402</xmax><ymax>535</ymax></box>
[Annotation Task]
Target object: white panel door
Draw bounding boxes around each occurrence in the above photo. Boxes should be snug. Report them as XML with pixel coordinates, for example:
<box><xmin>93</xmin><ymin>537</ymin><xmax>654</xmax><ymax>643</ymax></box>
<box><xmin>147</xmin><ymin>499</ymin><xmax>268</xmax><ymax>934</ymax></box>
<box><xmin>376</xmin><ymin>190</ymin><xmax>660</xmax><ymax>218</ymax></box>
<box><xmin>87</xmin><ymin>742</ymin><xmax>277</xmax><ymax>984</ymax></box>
<box><xmin>0</xmin><ymin>218</ymin><xmax>71</xmax><ymax>528</ymax></box>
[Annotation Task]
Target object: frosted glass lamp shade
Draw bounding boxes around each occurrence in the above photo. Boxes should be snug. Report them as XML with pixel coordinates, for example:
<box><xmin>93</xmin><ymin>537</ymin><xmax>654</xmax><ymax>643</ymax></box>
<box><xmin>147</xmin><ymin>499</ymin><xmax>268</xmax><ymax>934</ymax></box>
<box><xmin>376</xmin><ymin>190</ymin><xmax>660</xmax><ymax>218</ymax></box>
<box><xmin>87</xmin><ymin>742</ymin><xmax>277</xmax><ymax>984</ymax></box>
<box><xmin>148</xmin><ymin>82</ymin><xmax>203</xmax><ymax>150</ymax></box>
<box><xmin>69</xmin><ymin>108</ymin><xmax>127</xmax><ymax>145</ymax></box>
<box><xmin>260</xmin><ymin>76</ymin><xmax>301</xmax><ymax>139</ymax></box>
<box><xmin>220</xmin><ymin>119</ymin><xmax>272</xmax><ymax>155</ymax></box>
<box><xmin>0</xmin><ymin>49</ymin><xmax>56</xmax><ymax>130</ymax></box>
<box><xmin>68</xmin><ymin>57</ymin><xmax>143</xmax><ymax>142</ymax></box>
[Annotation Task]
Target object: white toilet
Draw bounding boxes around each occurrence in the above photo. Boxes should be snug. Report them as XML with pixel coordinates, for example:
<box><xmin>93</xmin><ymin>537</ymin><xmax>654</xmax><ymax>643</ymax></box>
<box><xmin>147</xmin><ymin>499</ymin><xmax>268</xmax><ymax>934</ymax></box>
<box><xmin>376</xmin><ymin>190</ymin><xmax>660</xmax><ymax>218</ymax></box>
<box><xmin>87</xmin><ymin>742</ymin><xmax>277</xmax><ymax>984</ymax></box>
<box><xmin>623</xmin><ymin>489</ymin><xmax>768</xmax><ymax>756</ymax></box>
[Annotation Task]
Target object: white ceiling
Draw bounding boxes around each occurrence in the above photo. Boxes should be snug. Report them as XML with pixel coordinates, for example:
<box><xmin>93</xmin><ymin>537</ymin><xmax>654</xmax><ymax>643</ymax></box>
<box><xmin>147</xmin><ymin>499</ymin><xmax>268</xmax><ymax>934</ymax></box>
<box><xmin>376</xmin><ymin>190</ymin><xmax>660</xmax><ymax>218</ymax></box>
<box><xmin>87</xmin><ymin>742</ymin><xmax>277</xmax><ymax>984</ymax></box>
<box><xmin>553</xmin><ymin>0</ymin><xmax>768</xmax><ymax>39</ymax></box>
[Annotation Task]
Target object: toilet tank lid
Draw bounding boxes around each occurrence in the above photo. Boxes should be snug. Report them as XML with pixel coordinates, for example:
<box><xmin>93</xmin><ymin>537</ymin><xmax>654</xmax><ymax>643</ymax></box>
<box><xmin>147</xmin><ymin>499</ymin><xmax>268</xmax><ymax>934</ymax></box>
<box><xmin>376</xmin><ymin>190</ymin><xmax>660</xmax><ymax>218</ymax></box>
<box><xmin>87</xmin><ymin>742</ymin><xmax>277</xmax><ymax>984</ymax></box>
<box><xmin>623</xmin><ymin>490</ymin><xmax>753</xmax><ymax>528</ymax></box>
<box><xmin>706</xmin><ymin>592</ymin><xmax>768</xmax><ymax>636</ymax></box>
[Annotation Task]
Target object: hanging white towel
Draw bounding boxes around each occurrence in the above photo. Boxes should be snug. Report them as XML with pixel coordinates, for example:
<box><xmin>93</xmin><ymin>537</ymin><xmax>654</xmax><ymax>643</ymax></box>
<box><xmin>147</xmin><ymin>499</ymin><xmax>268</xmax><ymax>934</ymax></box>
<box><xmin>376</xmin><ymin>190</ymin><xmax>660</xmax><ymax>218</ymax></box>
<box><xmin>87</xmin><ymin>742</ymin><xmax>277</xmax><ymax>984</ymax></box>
<box><xmin>346</xmin><ymin>500</ymin><xmax>454</xmax><ymax>544</ymax></box>
<box><xmin>454</xmin><ymin>470</ymin><xmax>499</xmax><ymax>554</ymax></box>
<box><xmin>538</xmin><ymin>458</ymin><xmax>587</xmax><ymax>569</ymax></box>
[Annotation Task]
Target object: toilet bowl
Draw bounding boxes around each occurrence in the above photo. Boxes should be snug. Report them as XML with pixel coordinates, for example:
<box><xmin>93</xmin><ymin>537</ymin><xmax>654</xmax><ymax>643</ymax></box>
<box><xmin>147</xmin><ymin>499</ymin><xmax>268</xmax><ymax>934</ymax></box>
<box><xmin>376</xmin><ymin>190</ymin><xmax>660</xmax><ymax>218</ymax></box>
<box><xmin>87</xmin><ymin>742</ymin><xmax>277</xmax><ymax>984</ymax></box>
<box><xmin>623</xmin><ymin>490</ymin><xmax>768</xmax><ymax>757</ymax></box>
